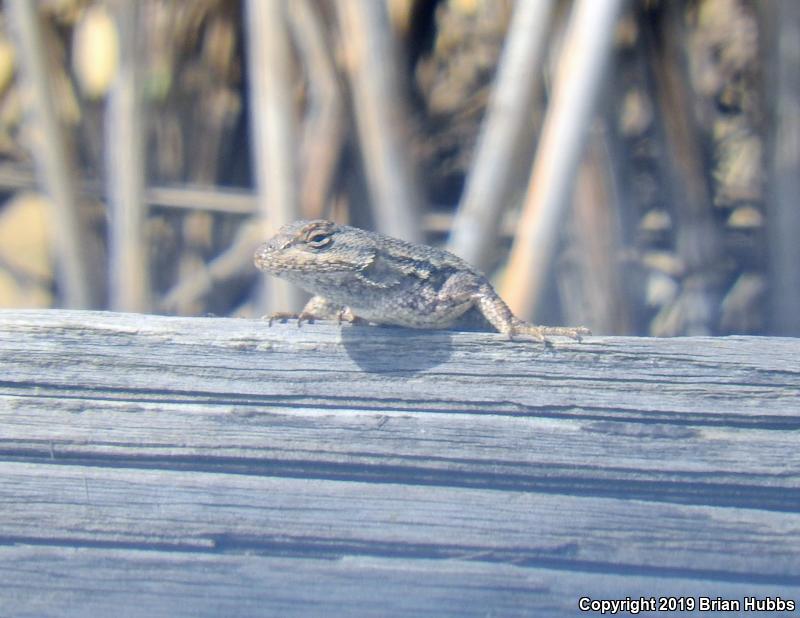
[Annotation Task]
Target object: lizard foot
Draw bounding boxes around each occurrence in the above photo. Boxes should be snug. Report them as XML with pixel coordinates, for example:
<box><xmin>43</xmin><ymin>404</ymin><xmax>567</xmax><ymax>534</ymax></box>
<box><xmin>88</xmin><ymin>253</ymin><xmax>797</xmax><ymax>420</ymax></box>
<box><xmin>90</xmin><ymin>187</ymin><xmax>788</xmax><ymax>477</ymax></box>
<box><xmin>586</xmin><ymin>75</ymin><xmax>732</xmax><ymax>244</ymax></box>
<box><xmin>509</xmin><ymin>320</ymin><xmax>591</xmax><ymax>344</ymax></box>
<box><xmin>335</xmin><ymin>307</ymin><xmax>369</xmax><ymax>326</ymax></box>
<box><xmin>537</xmin><ymin>325</ymin><xmax>591</xmax><ymax>342</ymax></box>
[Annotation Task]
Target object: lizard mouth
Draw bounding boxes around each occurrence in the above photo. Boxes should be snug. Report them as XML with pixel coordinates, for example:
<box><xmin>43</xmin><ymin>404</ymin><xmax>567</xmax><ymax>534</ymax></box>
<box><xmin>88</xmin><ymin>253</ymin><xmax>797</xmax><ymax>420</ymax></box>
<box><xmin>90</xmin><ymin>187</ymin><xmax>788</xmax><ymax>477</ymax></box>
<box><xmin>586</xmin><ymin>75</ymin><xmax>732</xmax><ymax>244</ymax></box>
<box><xmin>253</xmin><ymin>243</ymin><xmax>300</xmax><ymax>275</ymax></box>
<box><xmin>254</xmin><ymin>243</ymin><xmax>357</xmax><ymax>275</ymax></box>
<box><xmin>253</xmin><ymin>243</ymin><xmax>276</xmax><ymax>271</ymax></box>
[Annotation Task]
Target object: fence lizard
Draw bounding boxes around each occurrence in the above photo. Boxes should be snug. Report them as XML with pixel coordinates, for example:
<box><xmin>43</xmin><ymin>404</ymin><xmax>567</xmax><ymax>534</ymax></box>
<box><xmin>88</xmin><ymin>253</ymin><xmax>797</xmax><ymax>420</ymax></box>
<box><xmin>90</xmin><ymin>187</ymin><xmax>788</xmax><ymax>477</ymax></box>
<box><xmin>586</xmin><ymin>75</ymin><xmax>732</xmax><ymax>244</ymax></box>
<box><xmin>254</xmin><ymin>219</ymin><xmax>589</xmax><ymax>342</ymax></box>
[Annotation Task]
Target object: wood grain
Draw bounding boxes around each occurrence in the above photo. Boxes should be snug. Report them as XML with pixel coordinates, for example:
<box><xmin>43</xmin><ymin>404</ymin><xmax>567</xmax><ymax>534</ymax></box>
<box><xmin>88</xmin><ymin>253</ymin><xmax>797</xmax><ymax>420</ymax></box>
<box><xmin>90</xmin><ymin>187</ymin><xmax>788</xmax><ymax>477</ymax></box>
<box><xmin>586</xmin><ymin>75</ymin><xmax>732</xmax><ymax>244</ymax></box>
<box><xmin>1</xmin><ymin>309</ymin><xmax>798</xmax><ymax>616</ymax></box>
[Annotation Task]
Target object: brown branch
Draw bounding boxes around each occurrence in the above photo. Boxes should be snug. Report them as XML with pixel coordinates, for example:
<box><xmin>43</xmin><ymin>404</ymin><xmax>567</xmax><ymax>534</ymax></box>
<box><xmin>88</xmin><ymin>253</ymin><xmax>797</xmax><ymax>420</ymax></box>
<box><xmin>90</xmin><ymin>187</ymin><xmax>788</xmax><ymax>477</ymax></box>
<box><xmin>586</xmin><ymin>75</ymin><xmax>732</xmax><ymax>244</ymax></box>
<box><xmin>500</xmin><ymin>0</ymin><xmax>625</xmax><ymax>321</ymax></box>
<box><xmin>336</xmin><ymin>0</ymin><xmax>423</xmax><ymax>242</ymax></box>
<box><xmin>6</xmin><ymin>0</ymin><xmax>98</xmax><ymax>307</ymax></box>
<box><xmin>106</xmin><ymin>0</ymin><xmax>149</xmax><ymax>312</ymax></box>
<box><xmin>288</xmin><ymin>0</ymin><xmax>346</xmax><ymax>221</ymax></box>
<box><xmin>243</xmin><ymin>0</ymin><xmax>303</xmax><ymax>311</ymax></box>
<box><xmin>448</xmin><ymin>0</ymin><xmax>554</xmax><ymax>270</ymax></box>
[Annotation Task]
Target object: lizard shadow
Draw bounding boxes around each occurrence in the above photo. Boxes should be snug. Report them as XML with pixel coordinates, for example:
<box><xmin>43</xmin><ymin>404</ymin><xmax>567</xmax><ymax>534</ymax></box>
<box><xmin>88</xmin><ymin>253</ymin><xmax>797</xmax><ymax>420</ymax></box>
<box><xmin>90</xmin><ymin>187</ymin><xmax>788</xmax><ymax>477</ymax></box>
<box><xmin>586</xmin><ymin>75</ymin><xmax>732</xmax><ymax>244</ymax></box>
<box><xmin>340</xmin><ymin>324</ymin><xmax>454</xmax><ymax>375</ymax></box>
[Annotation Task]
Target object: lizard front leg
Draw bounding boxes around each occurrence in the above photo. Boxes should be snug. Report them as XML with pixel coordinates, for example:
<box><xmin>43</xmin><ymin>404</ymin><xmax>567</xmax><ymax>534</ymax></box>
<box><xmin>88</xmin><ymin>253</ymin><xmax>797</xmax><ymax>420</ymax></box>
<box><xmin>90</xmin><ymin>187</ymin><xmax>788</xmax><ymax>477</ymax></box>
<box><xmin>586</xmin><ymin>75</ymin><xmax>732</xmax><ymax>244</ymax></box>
<box><xmin>267</xmin><ymin>295</ymin><xmax>366</xmax><ymax>327</ymax></box>
<box><xmin>266</xmin><ymin>295</ymin><xmax>337</xmax><ymax>326</ymax></box>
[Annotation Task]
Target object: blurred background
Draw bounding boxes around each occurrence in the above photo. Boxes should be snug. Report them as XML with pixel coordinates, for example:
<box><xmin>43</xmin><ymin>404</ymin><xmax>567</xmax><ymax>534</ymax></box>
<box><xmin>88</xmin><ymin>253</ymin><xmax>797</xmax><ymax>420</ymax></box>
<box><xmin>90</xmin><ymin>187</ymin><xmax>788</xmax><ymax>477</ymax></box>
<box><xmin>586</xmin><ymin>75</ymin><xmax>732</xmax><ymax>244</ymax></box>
<box><xmin>0</xmin><ymin>0</ymin><xmax>797</xmax><ymax>336</ymax></box>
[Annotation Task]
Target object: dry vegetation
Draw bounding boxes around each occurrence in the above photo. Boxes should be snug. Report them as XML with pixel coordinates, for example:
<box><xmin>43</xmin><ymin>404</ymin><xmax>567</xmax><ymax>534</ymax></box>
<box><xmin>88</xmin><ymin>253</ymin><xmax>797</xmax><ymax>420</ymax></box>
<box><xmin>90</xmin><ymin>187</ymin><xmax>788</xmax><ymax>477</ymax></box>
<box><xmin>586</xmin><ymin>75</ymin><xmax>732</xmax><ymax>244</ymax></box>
<box><xmin>0</xmin><ymin>0</ymin><xmax>795</xmax><ymax>336</ymax></box>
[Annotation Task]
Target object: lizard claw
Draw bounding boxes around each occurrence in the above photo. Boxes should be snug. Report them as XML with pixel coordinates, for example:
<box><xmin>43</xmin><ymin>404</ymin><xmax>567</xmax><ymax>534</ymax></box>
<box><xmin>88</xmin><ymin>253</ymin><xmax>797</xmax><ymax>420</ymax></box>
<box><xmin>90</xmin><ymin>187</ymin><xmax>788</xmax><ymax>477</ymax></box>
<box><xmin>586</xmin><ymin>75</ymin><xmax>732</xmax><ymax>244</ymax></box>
<box><xmin>264</xmin><ymin>311</ymin><xmax>316</xmax><ymax>327</ymax></box>
<box><xmin>265</xmin><ymin>311</ymin><xmax>296</xmax><ymax>326</ymax></box>
<box><xmin>336</xmin><ymin>307</ymin><xmax>352</xmax><ymax>325</ymax></box>
<box><xmin>335</xmin><ymin>307</ymin><xmax>368</xmax><ymax>325</ymax></box>
<box><xmin>296</xmin><ymin>311</ymin><xmax>317</xmax><ymax>327</ymax></box>
<box><xmin>550</xmin><ymin>326</ymin><xmax>591</xmax><ymax>341</ymax></box>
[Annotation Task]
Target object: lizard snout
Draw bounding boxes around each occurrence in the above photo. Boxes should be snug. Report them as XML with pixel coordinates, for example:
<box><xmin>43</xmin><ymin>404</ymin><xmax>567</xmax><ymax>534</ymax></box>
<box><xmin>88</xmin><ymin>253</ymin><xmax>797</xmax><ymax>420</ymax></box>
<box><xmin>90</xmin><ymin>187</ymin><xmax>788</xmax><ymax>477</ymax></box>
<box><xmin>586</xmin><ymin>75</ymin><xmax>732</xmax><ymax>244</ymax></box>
<box><xmin>254</xmin><ymin>242</ymin><xmax>276</xmax><ymax>270</ymax></box>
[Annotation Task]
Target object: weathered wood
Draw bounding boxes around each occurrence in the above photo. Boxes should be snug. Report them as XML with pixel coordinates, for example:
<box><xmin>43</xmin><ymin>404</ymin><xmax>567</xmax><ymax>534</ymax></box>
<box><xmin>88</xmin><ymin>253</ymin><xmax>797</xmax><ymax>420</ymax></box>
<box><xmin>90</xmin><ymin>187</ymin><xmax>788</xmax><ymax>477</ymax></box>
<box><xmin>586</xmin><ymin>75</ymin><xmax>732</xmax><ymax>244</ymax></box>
<box><xmin>1</xmin><ymin>309</ymin><xmax>798</xmax><ymax>616</ymax></box>
<box><xmin>2</xmin><ymin>460</ymin><xmax>799</xmax><ymax>575</ymax></box>
<box><xmin>2</xmin><ymin>547</ymin><xmax>797</xmax><ymax>618</ymax></box>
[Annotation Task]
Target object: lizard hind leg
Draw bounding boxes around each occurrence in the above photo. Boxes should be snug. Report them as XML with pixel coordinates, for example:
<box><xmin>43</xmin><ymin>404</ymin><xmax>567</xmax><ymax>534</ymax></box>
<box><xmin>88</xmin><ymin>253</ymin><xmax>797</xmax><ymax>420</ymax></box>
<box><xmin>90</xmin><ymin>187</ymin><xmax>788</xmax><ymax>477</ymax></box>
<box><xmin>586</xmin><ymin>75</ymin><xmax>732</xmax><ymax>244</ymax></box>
<box><xmin>471</xmin><ymin>285</ymin><xmax>540</xmax><ymax>340</ymax></box>
<box><xmin>473</xmin><ymin>284</ymin><xmax>590</xmax><ymax>343</ymax></box>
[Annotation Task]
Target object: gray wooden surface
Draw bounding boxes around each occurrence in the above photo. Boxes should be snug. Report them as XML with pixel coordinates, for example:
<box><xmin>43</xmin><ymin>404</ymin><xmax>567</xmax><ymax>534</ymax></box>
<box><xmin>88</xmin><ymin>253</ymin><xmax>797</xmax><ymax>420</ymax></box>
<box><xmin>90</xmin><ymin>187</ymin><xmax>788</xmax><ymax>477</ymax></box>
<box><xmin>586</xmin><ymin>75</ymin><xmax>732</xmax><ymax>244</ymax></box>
<box><xmin>0</xmin><ymin>309</ymin><xmax>798</xmax><ymax>617</ymax></box>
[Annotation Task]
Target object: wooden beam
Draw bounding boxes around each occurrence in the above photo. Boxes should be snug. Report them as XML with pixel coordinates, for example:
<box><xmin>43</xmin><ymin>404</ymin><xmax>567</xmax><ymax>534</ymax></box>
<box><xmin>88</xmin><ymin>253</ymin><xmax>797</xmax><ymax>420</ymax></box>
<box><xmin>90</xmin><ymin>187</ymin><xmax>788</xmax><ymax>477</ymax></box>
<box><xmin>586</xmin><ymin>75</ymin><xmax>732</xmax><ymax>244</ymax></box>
<box><xmin>0</xmin><ymin>310</ymin><xmax>798</xmax><ymax>613</ymax></box>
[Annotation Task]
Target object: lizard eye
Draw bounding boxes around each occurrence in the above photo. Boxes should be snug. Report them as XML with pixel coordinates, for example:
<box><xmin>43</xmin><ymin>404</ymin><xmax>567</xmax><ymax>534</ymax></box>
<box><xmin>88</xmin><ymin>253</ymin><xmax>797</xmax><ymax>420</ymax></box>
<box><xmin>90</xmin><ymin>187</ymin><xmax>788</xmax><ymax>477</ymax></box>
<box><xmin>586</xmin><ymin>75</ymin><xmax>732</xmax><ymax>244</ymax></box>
<box><xmin>306</xmin><ymin>231</ymin><xmax>332</xmax><ymax>249</ymax></box>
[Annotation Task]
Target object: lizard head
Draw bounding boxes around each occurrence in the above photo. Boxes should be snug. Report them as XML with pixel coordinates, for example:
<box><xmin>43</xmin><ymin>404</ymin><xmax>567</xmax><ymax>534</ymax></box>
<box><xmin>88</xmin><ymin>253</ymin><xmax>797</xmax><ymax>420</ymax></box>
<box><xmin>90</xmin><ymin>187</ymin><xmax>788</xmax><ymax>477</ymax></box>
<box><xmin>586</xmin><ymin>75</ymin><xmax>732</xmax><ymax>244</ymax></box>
<box><xmin>254</xmin><ymin>220</ymin><xmax>375</xmax><ymax>277</ymax></box>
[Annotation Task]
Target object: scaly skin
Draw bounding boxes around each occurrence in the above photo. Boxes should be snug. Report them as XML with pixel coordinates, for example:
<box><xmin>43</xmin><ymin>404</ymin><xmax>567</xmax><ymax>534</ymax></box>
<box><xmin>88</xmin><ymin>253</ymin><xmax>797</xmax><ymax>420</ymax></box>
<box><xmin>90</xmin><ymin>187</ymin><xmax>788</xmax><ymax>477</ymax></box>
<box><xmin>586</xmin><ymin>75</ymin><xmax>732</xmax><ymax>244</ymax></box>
<box><xmin>254</xmin><ymin>220</ymin><xmax>590</xmax><ymax>342</ymax></box>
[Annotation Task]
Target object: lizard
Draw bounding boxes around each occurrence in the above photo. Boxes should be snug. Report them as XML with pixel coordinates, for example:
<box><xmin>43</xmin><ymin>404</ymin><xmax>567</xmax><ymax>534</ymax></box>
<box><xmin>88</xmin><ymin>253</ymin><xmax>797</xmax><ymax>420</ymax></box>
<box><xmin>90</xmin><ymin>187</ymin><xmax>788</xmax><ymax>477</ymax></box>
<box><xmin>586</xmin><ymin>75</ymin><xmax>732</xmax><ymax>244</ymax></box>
<box><xmin>254</xmin><ymin>219</ymin><xmax>590</xmax><ymax>343</ymax></box>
